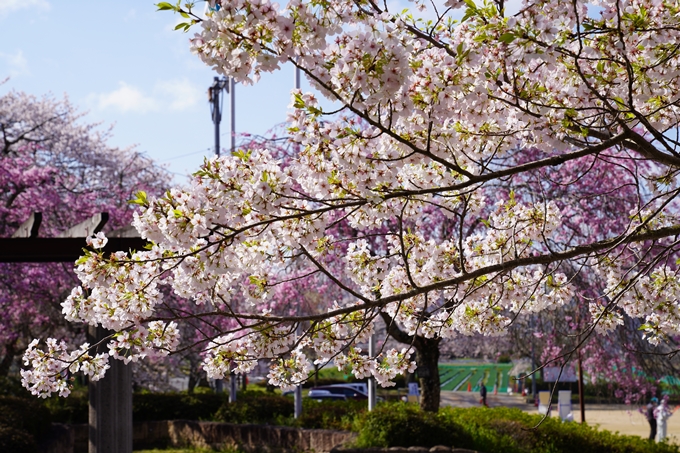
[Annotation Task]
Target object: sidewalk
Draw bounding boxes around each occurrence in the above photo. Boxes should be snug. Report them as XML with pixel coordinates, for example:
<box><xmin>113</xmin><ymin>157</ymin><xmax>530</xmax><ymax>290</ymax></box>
<box><xmin>440</xmin><ymin>391</ymin><xmax>679</xmax><ymax>443</ymax></box>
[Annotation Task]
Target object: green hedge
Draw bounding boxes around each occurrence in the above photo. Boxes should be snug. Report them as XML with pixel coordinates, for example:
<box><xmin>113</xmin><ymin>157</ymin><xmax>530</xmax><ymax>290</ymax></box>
<box><xmin>294</xmin><ymin>399</ymin><xmax>365</xmax><ymax>430</ymax></box>
<box><xmin>0</xmin><ymin>425</ymin><xmax>37</xmax><ymax>453</ymax></box>
<box><xmin>212</xmin><ymin>392</ymin><xmax>366</xmax><ymax>431</ymax></box>
<box><xmin>214</xmin><ymin>391</ymin><xmax>293</xmax><ymax>424</ymax></box>
<box><xmin>354</xmin><ymin>403</ymin><xmax>468</xmax><ymax>448</ymax></box>
<box><xmin>0</xmin><ymin>396</ymin><xmax>53</xmax><ymax>453</ymax></box>
<box><xmin>134</xmin><ymin>392</ymin><xmax>228</xmax><ymax>421</ymax></box>
<box><xmin>355</xmin><ymin>403</ymin><xmax>679</xmax><ymax>453</ymax></box>
<box><xmin>43</xmin><ymin>392</ymin><xmax>89</xmax><ymax>424</ymax></box>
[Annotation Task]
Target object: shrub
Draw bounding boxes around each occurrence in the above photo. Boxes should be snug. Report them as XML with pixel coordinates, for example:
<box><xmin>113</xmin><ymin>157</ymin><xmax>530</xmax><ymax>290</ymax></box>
<box><xmin>43</xmin><ymin>392</ymin><xmax>88</xmax><ymax>424</ymax></box>
<box><xmin>133</xmin><ymin>392</ymin><xmax>228</xmax><ymax>422</ymax></box>
<box><xmin>354</xmin><ymin>403</ymin><xmax>470</xmax><ymax>448</ymax></box>
<box><xmin>0</xmin><ymin>424</ymin><xmax>37</xmax><ymax>453</ymax></box>
<box><xmin>0</xmin><ymin>396</ymin><xmax>53</xmax><ymax>453</ymax></box>
<box><xmin>440</xmin><ymin>406</ymin><xmax>680</xmax><ymax>453</ymax></box>
<box><xmin>214</xmin><ymin>391</ymin><xmax>293</xmax><ymax>424</ymax></box>
<box><xmin>0</xmin><ymin>396</ymin><xmax>52</xmax><ymax>439</ymax></box>
<box><xmin>354</xmin><ymin>403</ymin><xmax>679</xmax><ymax>453</ymax></box>
<box><xmin>293</xmin><ymin>399</ymin><xmax>365</xmax><ymax>430</ymax></box>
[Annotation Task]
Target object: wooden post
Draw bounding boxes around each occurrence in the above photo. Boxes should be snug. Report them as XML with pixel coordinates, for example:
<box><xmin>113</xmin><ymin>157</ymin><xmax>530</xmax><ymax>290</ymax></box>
<box><xmin>11</xmin><ymin>212</ymin><xmax>42</xmax><ymax>238</ymax></box>
<box><xmin>88</xmin><ymin>325</ymin><xmax>132</xmax><ymax>453</ymax></box>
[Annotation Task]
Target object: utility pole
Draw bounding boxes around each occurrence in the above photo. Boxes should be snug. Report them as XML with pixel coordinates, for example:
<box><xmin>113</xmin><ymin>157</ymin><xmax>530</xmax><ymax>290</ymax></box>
<box><xmin>208</xmin><ymin>76</ymin><xmax>229</xmax><ymax>157</ymax></box>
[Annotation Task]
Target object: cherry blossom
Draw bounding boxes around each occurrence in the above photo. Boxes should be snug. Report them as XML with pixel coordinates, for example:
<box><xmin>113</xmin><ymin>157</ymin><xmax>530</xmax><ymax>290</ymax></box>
<box><xmin>21</xmin><ymin>0</ymin><xmax>680</xmax><ymax>405</ymax></box>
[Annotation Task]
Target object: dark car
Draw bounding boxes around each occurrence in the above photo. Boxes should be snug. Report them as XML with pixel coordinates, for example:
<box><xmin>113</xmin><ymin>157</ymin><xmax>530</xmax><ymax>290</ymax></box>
<box><xmin>306</xmin><ymin>389</ymin><xmax>348</xmax><ymax>401</ymax></box>
<box><xmin>309</xmin><ymin>385</ymin><xmax>368</xmax><ymax>400</ymax></box>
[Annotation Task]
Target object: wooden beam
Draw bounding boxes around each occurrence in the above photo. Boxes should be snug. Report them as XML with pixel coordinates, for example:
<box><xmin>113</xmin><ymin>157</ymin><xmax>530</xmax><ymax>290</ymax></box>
<box><xmin>11</xmin><ymin>212</ymin><xmax>42</xmax><ymax>238</ymax></box>
<box><xmin>0</xmin><ymin>237</ymin><xmax>147</xmax><ymax>262</ymax></box>
<box><xmin>108</xmin><ymin>225</ymin><xmax>139</xmax><ymax>238</ymax></box>
<box><xmin>57</xmin><ymin>213</ymin><xmax>109</xmax><ymax>238</ymax></box>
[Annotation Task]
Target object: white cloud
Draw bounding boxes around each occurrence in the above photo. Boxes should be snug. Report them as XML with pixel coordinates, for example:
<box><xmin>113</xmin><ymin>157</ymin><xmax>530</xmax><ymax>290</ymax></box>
<box><xmin>0</xmin><ymin>50</ymin><xmax>30</xmax><ymax>78</ymax></box>
<box><xmin>91</xmin><ymin>82</ymin><xmax>159</xmax><ymax>113</ymax></box>
<box><xmin>0</xmin><ymin>0</ymin><xmax>50</xmax><ymax>17</ymax></box>
<box><xmin>155</xmin><ymin>78</ymin><xmax>202</xmax><ymax>112</ymax></box>
<box><xmin>90</xmin><ymin>79</ymin><xmax>202</xmax><ymax>114</ymax></box>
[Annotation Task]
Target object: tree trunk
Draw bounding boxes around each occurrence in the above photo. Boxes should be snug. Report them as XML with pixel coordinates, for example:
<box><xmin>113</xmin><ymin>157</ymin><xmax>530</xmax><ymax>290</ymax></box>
<box><xmin>187</xmin><ymin>374</ymin><xmax>197</xmax><ymax>394</ymax></box>
<box><xmin>380</xmin><ymin>312</ymin><xmax>442</xmax><ymax>412</ymax></box>
<box><xmin>0</xmin><ymin>342</ymin><xmax>16</xmax><ymax>377</ymax></box>
<box><xmin>414</xmin><ymin>336</ymin><xmax>441</xmax><ymax>412</ymax></box>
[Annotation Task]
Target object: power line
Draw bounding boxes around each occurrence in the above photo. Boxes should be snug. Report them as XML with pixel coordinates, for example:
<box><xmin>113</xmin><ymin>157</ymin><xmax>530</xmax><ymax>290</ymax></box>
<box><xmin>159</xmin><ymin>147</ymin><xmax>212</xmax><ymax>163</ymax></box>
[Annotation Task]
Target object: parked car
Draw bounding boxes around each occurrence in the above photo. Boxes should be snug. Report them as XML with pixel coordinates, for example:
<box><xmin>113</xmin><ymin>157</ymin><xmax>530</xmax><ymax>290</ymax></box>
<box><xmin>306</xmin><ymin>389</ymin><xmax>348</xmax><ymax>401</ymax></box>
<box><xmin>309</xmin><ymin>385</ymin><xmax>368</xmax><ymax>400</ymax></box>
<box><xmin>338</xmin><ymin>383</ymin><xmax>368</xmax><ymax>394</ymax></box>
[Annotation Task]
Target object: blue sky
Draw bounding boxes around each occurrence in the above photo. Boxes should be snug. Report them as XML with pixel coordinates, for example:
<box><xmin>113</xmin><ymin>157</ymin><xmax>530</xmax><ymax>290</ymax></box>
<box><xmin>0</xmin><ymin>1</ymin><xmax>307</xmax><ymax>182</ymax></box>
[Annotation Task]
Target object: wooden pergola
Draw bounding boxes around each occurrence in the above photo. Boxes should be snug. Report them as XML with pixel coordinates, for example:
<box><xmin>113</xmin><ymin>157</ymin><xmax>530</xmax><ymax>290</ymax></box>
<box><xmin>1</xmin><ymin>212</ymin><xmax>143</xmax><ymax>453</ymax></box>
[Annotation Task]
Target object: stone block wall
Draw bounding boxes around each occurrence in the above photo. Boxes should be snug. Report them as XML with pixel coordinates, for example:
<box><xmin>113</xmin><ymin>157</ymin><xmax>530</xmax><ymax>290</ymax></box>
<box><xmin>45</xmin><ymin>420</ymin><xmax>357</xmax><ymax>453</ymax></box>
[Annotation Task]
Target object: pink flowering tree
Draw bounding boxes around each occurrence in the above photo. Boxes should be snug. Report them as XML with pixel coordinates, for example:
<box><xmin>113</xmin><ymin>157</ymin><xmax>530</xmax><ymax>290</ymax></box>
<box><xmin>20</xmin><ymin>0</ymin><xmax>680</xmax><ymax>412</ymax></box>
<box><xmin>502</xmin><ymin>149</ymin><xmax>676</xmax><ymax>401</ymax></box>
<box><xmin>0</xmin><ymin>89</ymin><xmax>171</xmax><ymax>381</ymax></box>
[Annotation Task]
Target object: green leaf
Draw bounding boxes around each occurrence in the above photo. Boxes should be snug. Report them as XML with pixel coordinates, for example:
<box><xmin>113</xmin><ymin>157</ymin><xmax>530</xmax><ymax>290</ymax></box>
<box><xmin>156</xmin><ymin>2</ymin><xmax>176</xmax><ymax>11</ymax></box>
<box><xmin>612</xmin><ymin>96</ymin><xmax>627</xmax><ymax>109</ymax></box>
<box><xmin>233</xmin><ymin>149</ymin><xmax>252</xmax><ymax>162</ymax></box>
<box><xmin>498</xmin><ymin>33</ymin><xmax>516</xmax><ymax>44</ymax></box>
<box><xmin>293</xmin><ymin>93</ymin><xmax>305</xmax><ymax>109</ymax></box>
<box><xmin>128</xmin><ymin>190</ymin><xmax>148</xmax><ymax>206</ymax></box>
<box><xmin>546</xmin><ymin>274</ymin><xmax>554</xmax><ymax>287</ymax></box>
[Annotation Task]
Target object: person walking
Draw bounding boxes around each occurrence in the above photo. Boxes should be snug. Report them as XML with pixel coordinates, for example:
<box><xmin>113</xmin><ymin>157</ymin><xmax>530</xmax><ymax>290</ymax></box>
<box><xmin>647</xmin><ymin>397</ymin><xmax>659</xmax><ymax>441</ymax></box>
<box><xmin>480</xmin><ymin>382</ymin><xmax>488</xmax><ymax>407</ymax></box>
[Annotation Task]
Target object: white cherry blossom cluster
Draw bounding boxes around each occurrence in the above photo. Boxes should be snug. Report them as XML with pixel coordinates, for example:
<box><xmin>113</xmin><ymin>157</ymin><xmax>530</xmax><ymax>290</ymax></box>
<box><xmin>334</xmin><ymin>346</ymin><xmax>416</xmax><ymax>387</ymax></box>
<box><xmin>203</xmin><ymin>322</ymin><xmax>297</xmax><ymax>377</ymax></box>
<box><xmin>267</xmin><ymin>348</ymin><xmax>311</xmax><ymax>391</ymax></box>
<box><xmin>599</xmin><ymin>262</ymin><xmax>680</xmax><ymax>344</ymax></box>
<box><xmin>62</xmin><ymin>246</ymin><xmax>165</xmax><ymax>331</ymax></box>
<box><xmin>108</xmin><ymin>321</ymin><xmax>180</xmax><ymax>364</ymax></box>
<box><xmin>21</xmin><ymin>339</ymin><xmax>109</xmax><ymax>398</ymax></box>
